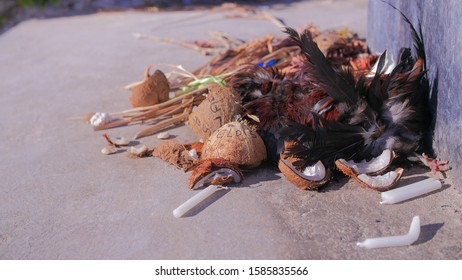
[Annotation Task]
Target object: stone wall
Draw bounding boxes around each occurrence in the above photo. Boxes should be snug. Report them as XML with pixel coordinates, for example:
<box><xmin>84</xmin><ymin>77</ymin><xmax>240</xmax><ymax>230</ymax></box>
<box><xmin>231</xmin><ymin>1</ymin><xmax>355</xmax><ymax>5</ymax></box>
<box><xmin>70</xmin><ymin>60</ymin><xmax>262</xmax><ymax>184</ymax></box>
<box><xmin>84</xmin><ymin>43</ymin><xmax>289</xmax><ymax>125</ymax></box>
<box><xmin>368</xmin><ymin>0</ymin><xmax>462</xmax><ymax>190</ymax></box>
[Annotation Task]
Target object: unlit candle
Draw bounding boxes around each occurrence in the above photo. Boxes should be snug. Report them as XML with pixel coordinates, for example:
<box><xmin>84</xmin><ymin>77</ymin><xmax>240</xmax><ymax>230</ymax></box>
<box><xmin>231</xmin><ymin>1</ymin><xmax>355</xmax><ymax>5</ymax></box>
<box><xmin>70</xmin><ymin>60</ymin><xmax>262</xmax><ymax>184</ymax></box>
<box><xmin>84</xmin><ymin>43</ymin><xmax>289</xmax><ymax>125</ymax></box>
<box><xmin>173</xmin><ymin>185</ymin><xmax>224</xmax><ymax>218</ymax></box>
<box><xmin>380</xmin><ymin>178</ymin><xmax>441</xmax><ymax>204</ymax></box>
<box><xmin>357</xmin><ymin>216</ymin><xmax>420</xmax><ymax>249</ymax></box>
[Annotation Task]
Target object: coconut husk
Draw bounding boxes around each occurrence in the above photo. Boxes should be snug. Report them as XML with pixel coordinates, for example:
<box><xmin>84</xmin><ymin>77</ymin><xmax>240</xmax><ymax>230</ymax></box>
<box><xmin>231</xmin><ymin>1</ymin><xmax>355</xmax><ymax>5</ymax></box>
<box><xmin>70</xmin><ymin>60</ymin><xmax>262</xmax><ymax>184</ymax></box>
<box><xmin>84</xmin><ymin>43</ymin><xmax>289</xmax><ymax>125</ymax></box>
<box><xmin>188</xmin><ymin>85</ymin><xmax>242</xmax><ymax>140</ymax></box>
<box><xmin>202</xmin><ymin>122</ymin><xmax>267</xmax><ymax>168</ymax></box>
<box><xmin>129</xmin><ymin>66</ymin><xmax>170</xmax><ymax>108</ymax></box>
<box><xmin>151</xmin><ymin>140</ymin><xmax>197</xmax><ymax>170</ymax></box>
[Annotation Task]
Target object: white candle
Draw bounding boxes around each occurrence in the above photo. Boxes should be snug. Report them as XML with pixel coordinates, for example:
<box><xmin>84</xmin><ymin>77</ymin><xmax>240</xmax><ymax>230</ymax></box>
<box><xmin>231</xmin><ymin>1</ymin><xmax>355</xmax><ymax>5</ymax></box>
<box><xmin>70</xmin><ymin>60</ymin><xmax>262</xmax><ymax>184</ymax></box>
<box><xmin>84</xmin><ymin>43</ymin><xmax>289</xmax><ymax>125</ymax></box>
<box><xmin>173</xmin><ymin>185</ymin><xmax>225</xmax><ymax>218</ymax></box>
<box><xmin>357</xmin><ymin>216</ymin><xmax>420</xmax><ymax>249</ymax></box>
<box><xmin>380</xmin><ymin>178</ymin><xmax>442</xmax><ymax>204</ymax></box>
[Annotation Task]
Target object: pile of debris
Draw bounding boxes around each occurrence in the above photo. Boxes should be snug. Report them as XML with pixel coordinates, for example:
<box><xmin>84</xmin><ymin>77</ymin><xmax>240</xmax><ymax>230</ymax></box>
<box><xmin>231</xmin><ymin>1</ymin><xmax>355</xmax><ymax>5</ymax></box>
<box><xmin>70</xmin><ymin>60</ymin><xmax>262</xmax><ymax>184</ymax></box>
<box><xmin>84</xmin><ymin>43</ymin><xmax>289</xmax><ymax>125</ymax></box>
<box><xmin>83</xmin><ymin>7</ymin><xmax>448</xmax><ymax>197</ymax></box>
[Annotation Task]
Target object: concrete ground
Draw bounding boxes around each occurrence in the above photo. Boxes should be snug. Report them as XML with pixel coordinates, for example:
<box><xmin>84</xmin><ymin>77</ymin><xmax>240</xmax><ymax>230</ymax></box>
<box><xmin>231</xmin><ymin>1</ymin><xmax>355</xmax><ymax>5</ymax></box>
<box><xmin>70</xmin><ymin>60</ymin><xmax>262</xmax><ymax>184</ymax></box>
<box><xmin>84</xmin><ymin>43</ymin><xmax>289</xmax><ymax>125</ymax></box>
<box><xmin>1</xmin><ymin>0</ymin><xmax>461</xmax><ymax>259</ymax></box>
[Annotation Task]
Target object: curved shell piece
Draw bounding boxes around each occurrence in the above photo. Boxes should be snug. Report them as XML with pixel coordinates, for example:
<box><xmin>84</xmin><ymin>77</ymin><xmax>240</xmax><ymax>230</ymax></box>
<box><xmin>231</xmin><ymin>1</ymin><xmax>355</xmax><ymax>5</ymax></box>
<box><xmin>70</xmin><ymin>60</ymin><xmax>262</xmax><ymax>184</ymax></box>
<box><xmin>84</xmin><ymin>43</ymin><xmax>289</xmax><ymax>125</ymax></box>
<box><xmin>335</xmin><ymin>149</ymin><xmax>395</xmax><ymax>176</ymax></box>
<box><xmin>335</xmin><ymin>150</ymin><xmax>402</xmax><ymax>191</ymax></box>
<box><xmin>278</xmin><ymin>156</ymin><xmax>331</xmax><ymax>190</ymax></box>
<box><xmin>355</xmin><ymin>168</ymin><xmax>404</xmax><ymax>191</ymax></box>
<box><xmin>129</xmin><ymin>145</ymin><xmax>149</xmax><ymax>158</ymax></box>
<box><xmin>188</xmin><ymin>159</ymin><xmax>243</xmax><ymax>189</ymax></box>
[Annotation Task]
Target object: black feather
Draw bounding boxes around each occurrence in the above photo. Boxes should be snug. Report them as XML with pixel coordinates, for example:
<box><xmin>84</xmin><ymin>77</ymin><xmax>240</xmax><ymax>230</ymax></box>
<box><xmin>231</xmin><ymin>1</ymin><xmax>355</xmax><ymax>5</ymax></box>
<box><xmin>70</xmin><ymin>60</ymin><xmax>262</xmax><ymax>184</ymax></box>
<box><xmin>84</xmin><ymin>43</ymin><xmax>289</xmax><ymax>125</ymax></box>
<box><xmin>382</xmin><ymin>1</ymin><xmax>426</xmax><ymax>71</ymax></box>
<box><xmin>367</xmin><ymin>50</ymin><xmax>388</xmax><ymax>111</ymax></box>
<box><xmin>284</xmin><ymin>27</ymin><xmax>358</xmax><ymax>107</ymax></box>
<box><xmin>279</xmin><ymin>119</ymin><xmax>365</xmax><ymax>167</ymax></box>
<box><xmin>381</xmin><ymin>48</ymin><xmax>412</xmax><ymax>96</ymax></box>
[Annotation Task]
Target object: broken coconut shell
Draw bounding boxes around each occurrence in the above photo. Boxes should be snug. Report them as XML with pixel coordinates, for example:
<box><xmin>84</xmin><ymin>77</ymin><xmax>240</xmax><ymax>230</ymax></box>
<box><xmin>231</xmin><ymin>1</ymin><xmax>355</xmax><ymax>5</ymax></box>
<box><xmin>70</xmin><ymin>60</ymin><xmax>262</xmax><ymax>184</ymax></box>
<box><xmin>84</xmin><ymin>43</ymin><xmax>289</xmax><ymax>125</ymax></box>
<box><xmin>278</xmin><ymin>155</ymin><xmax>331</xmax><ymax>190</ymax></box>
<box><xmin>188</xmin><ymin>159</ymin><xmax>243</xmax><ymax>189</ymax></box>
<box><xmin>188</xmin><ymin>85</ymin><xmax>242</xmax><ymax>140</ymax></box>
<box><xmin>278</xmin><ymin>141</ymin><xmax>331</xmax><ymax>190</ymax></box>
<box><xmin>202</xmin><ymin>122</ymin><xmax>267</xmax><ymax>168</ymax></box>
<box><xmin>335</xmin><ymin>149</ymin><xmax>403</xmax><ymax>191</ymax></box>
<box><xmin>129</xmin><ymin>66</ymin><xmax>170</xmax><ymax>108</ymax></box>
<box><xmin>335</xmin><ymin>149</ymin><xmax>396</xmax><ymax>176</ymax></box>
<box><xmin>129</xmin><ymin>145</ymin><xmax>149</xmax><ymax>158</ymax></box>
<box><xmin>355</xmin><ymin>168</ymin><xmax>404</xmax><ymax>191</ymax></box>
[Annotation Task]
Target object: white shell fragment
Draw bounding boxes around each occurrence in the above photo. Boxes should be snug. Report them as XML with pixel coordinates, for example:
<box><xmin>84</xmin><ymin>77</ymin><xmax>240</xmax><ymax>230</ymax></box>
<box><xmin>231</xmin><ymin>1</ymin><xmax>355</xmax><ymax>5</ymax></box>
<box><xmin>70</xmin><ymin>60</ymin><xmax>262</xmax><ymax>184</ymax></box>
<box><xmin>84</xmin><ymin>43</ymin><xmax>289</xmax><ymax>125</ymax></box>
<box><xmin>173</xmin><ymin>185</ymin><xmax>227</xmax><ymax>218</ymax></box>
<box><xmin>113</xmin><ymin>137</ymin><xmax>129</xmax><ymax>146</ymax></box>
<box><xmin>188</xmin><ymin>149</ymin><xmax>199</xmax><ymax>160</ymax></box>
<box><xmin>380</xmin><ymin>178</ymin><xmax>442</xmax><ymax>205</ymax></box>
<box><xmin>129</xmin><ymin>145</ymin><xmax>149</xmax><ymax>157</ymax></box>
<box><xmin>157</xmin><ymin>131</ymin><xmax>170</xmax><ymax>139</ymax></box>
<box><xmin>357</xmin><ymin>216</ymin><xmax>421</xmax><ymax>249</ymax></box>
<box><xmin>90</xmin><ymin>112</ymin><xmax>112</xmax><ymax>126</ymax></box>
<box><xmin>101</xmin><ymin>145</ymin><xmax>116</xmax><ymax>155</ymax></box>
<box><xmin>192</xmin><ymin>168</ymin><xmax>242</xmax><ymax>189</ymax></box>
<box><xmin>340</xmin><ymin>149</ymin><xmax>393</xmax><ymax>174</ymax></box>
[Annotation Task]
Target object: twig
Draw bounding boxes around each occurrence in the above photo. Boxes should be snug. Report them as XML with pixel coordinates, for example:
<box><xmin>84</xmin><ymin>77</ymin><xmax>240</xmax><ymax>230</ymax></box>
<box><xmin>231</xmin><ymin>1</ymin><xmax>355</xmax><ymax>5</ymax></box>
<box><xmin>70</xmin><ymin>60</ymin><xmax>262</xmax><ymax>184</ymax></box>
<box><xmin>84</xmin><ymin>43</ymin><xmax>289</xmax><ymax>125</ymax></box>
<box><xmin>132</xmin><ymin>98</ymin><xmax>194</xmax><ymax>122</ymax></box>
<box><xmin>123</xmin><ymin>80</ymin><xmax>144</xmax><ymax>90</ymax></box>
<box><xmin>225</xmin><ymin>12</ymin><xmax>286</xmax><ymax>30</ymax></box>
<box><xmin>260</xmin><ymin>12</ymin><xmax>287</xmax><ymax>30</ymax></box>
<box><xmin>93</xmin><ymin>119</ymin><xmax>135</xmax><ymax>131</ymax></box>
<box><xmin>140</xmin><ymin>97</ymin><xmax>201</xmax><ymax>126</ymax></box>
<box><xmin>208</xmin><ymin>31</ymin><xmax>245</xmax><ymax>49</ymax></box>
<box><xmin>110</xmin><ymin>86</ymin><xmax>208</xmax><ymax>117</ymax></box>
<box><xmin>133</xmin><ymin>33</ymin><xmax>223</xmax><ymax>55</ymax></box>
<box><xmin>134</xmin><ymin>110</ymin><xmax>191</xmax><ymax>139</ymax></box>
<box><xmin>259</xmin><ymin>46</ymin><xmax>300</xmax><ymax>62</ymax></box>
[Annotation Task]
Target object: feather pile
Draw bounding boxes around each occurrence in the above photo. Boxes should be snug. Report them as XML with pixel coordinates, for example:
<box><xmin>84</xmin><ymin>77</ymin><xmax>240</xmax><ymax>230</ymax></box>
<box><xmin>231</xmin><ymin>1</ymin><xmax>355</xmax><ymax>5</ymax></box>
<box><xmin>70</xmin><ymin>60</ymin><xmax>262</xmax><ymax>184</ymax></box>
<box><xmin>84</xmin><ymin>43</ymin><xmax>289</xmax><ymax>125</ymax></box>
<box><xmin>226</xmin><ymin>4</ymin><xmax>448</xmax><ymax>189</ymax></box>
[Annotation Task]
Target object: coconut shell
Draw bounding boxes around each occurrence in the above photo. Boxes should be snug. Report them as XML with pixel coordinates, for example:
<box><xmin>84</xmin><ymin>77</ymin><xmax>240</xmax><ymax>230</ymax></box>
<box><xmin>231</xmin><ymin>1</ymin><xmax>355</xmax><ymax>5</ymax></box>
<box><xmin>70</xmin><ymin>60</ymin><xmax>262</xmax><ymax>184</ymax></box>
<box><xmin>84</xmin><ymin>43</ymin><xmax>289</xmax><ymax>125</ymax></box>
<box><xmin>202</xmin><ymin>122</ymin><xmax>266</xmax><ymax>168</ymax></box>
<box><xmin>129</xmin><ymin>66</ymin><xmax>170</xmax><ymax>108</ymax></box>
<box><xmin>188</xmin><ymin>85</ymin><xmax>242</xmax><ymax>140</ymax></box>
<box><xmin>335</xmin><ymin>159</ymin><xmax>359</xmax><ymax>178</ymax></box>
<box><xmin>335</xmin><ymin>150</ymin><xmax>395</xmax><ymax>177</ymax></box>
<box><xmin>278</xmin><ymin>155</ymin><xmax>331</xmax><ymax>190</ymax></box>
<box><xmin>187</xmin><ymin>159</ymin><xmax>243</xmax><ymax>189</ymax></box>
<box><xmin>355</xmin><ymin>168</ymin><xmax>404</xmax><ymax>191</ymax></box>
<box><xmin>335</xmin><ymin>151</ymin><xmax>402</xmax><ymax>191</ymax></box>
